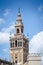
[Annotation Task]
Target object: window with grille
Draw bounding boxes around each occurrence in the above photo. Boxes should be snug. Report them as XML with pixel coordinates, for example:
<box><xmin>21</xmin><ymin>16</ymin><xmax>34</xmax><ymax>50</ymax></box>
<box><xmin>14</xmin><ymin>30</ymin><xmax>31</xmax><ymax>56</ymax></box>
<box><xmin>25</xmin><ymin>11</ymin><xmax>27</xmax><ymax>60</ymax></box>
<box><xmin>18</xmin><ymin>42</ymin><xmax>22</xmax><ymax>47</ymax></box>
<box><xmin>15</xmin><ymin>54</ymin><xmax>17</xmax><ymax>59</ymax></box>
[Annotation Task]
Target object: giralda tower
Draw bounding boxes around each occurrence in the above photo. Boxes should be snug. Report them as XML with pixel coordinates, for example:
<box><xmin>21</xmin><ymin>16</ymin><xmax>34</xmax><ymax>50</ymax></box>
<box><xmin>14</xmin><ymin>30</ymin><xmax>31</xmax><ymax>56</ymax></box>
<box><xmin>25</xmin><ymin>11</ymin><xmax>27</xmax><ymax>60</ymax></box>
<box><xmin>10</xmin><ymin>8</ymin><xmax>29</xmax><ymax>65</ymax></box>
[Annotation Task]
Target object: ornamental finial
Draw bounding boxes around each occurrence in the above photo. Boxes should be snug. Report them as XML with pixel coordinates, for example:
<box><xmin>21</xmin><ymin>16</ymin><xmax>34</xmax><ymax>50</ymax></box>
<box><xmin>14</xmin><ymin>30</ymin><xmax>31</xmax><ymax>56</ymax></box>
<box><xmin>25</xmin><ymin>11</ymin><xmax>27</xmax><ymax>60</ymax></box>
<box><xmin>18</xmin><ymin>8</ymin><xmax>20</xmax><ymax>13</ymax></box>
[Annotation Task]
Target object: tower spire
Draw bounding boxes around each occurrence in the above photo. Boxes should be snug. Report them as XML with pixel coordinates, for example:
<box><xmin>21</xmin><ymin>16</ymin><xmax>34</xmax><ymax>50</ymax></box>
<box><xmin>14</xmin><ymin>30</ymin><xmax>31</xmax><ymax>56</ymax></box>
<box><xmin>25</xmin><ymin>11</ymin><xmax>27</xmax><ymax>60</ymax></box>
<box><xmin>16</xmin><ymin>8</ymin><xmax>22</xmax><ymax>22</ymax></box>
<box><xmin>17</xmin><ymin>8</ymin><xmax>21</xmax><ymax>19</ymax></box>
<box><xmin>15</xmin><ymin>8</ymin><xmax>24</xmax><ymax>34</ymax></box>
<box><xmin>18</xmin><ymin>8</ymin><xmax>20</xmax><ymax>13</ymax></box>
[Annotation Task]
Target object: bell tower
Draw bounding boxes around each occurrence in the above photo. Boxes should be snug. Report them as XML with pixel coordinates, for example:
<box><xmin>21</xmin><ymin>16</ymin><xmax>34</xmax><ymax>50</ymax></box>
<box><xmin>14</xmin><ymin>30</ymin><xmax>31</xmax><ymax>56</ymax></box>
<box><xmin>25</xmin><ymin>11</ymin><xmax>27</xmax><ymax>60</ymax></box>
<box><xmin>15</xmin><ymin>8</ymin><xmax>24</xmax><ymax>35</ymax></box>
<box><xmin>10</xmin><ymin>8</ymin><xmax>29</xmax><ymax>65</ymax></box>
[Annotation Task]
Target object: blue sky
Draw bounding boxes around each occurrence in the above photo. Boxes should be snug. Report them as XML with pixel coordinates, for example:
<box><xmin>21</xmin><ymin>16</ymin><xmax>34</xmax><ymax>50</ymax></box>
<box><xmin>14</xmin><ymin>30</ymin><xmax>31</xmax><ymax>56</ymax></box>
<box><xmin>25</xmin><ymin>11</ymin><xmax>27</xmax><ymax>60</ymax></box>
<box><xmin>0</xmin><ymin>0</ymin><xmax>43</xmax><ymax>62</ymax></box>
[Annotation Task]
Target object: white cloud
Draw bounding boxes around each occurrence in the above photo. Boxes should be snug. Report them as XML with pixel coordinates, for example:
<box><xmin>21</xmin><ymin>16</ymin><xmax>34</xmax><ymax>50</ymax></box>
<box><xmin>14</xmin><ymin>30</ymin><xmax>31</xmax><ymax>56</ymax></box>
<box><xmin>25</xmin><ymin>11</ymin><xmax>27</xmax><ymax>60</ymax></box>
<box><xmin>0</xmin><ymin>23</ymin><xmax>14</xmax><ymax>44</ymax></box>
<box><xmin>3</xmin><ymin>9</ymin><xmax>11</xmax><ymax>16</ymax></box>
<box><xmin>38</xmin><ymin>5</ymin><xmax>43</xmax><ymax>12</ymax></box>
<box><xmin>0</xmin><ymin>32</ymin><xmax>10</xmax><ymax>44</ymax></box>
<box><xmin>1</xmin><ymin>23</ymin><xmax>14</xmax><ymax>33</ymax></box>
<box><xmin>0</xmin><ymin>31</ymin><xmax>14</xmax><ymax>44</ymax></box>
<box><xmin>0</xmin><ymin>18</ymin><xmax>5</xmax><ymax>24</ymax></box>
<box><xmin>29</xmin><ymin>31</ymin><xmax>43</xmax><ymax>54</ymax></box>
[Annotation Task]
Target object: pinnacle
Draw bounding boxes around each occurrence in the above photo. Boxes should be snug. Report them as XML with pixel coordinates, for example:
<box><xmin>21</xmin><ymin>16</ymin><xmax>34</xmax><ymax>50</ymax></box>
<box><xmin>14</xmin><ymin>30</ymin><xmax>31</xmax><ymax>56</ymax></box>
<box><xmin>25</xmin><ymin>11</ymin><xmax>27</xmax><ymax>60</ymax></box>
<box><xmin>18</xmin><ymin>8</ymin><xmax>20</xmax><ymax>13</ymax></box>
<box><xmin>16</xmin><ymin>8</ymin><xmax>22</xmax><ymax>21</ymax></box>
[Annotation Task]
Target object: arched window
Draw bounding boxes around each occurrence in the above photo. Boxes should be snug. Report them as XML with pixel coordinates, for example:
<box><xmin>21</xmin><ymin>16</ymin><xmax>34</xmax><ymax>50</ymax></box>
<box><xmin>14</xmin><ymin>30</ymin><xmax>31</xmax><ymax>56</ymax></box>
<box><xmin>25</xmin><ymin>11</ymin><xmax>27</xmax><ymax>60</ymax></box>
<box><xmin>13</xmin><ymin>42</ymin><xmax>14</xmax><ymax>47</ymax></box>
<box><xmin>15</xmin><ymin>60</ymin><xmax>18</xmax><ymax>64</ymax></box>
<box><xmin>17</xmin><ymin>29</ymin><xmax>19</xmax><ymax>33</ymax></box>
<box><xmin>15</xmin><ymin>54</ymin><xmax>17</xmax><ymax>59</ymax></box>
<box><xmin>15</xmin><ymin>40</ymin><xmax>17</xmax><ymax>47</ymax></box>
<box><xmin>18</xmin><ymin>41</ymin><xmax>22</xmax><ymax>47</ymax></box>
<box><xmin>21</xmin><ymin>28</ymin><xmax>23</xmax><ymax>33</ymax></box>
<box><xmin>10</xmin><ymin>43</ymin><xmax>12</xmax><ymax>48</ymax></box>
